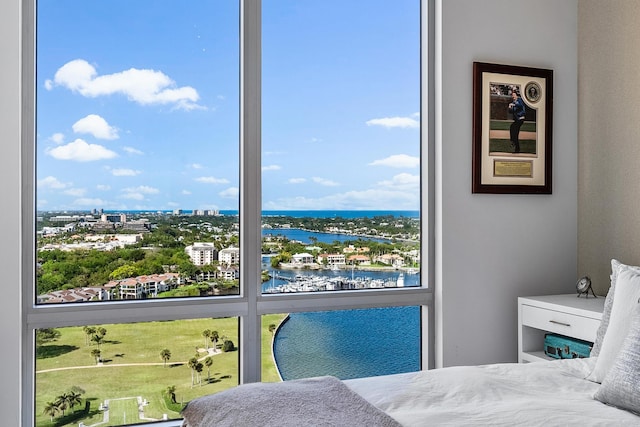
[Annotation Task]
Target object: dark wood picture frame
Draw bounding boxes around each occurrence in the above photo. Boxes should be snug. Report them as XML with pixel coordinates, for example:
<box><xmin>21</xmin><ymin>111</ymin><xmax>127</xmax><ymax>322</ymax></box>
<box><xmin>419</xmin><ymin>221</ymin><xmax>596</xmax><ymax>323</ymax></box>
<box><xmin>472</xmin><ymin>62</ymin><xmax>553</xmax><ymax>194</ymax></box>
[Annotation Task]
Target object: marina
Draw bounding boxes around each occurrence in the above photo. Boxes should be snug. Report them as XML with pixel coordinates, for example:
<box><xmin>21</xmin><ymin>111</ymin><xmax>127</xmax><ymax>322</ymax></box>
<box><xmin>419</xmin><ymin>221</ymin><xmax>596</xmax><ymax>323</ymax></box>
<box><xmin>263</xmin><ymin>271</ymin><xmax>408</xmax><ymax>293</ymax></box>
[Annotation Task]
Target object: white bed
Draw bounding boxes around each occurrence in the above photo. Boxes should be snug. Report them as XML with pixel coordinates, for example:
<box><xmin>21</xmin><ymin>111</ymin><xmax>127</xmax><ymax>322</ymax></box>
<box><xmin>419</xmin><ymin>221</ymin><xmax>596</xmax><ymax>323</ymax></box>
<box><xmin>346</xmin><ymin>358</ymin><xmax>640</xmax><ymax>426</ymax></box>
<box><xmin>181</xmin><ymin>357</ymin><xmax>640</xmax><ymax>426</ymax></box>
<box><xmin>181</xmin><ymin>259</ymin><xmax>640</xmax><ymax>426</ymax></box>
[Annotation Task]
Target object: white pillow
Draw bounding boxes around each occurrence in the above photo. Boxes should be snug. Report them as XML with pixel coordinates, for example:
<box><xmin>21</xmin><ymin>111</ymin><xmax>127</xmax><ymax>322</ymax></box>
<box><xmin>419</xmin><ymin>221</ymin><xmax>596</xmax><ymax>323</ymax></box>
<box><xmin>587</xmin><ymin>267</ymin><xmax>640</xmax><ymax>383</ymax></box>
<box><xmin>594</xmin><ymin>304</ymin><xmax>640</xmax><ymax>415</ymax></box>
<box><xmin>591</xmin><ymin>259</ymin><xmax>623</xmax><ymax>357</ymax></box>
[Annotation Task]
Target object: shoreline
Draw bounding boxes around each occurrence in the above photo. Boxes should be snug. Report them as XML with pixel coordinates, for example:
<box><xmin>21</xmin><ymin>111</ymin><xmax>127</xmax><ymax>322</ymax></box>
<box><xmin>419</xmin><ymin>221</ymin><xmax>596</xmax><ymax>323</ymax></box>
<box><xmin>264</xmin><ymin>226</ymin><xmax>419</xmax><ymax>244</ymax></box>
<box><xmin>271</xmin><ymin>314</ymin><xmax>290</xmax><ymax>382</ymax></box>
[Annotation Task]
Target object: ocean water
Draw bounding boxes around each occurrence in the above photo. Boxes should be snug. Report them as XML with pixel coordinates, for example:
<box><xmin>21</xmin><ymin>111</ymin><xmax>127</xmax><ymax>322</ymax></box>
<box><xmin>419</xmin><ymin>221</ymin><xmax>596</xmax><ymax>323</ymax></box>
<box><xmin>274</xmin><ymin>306</ymin><xmax>421</xmax><ymax>381</ymax></box>
<box><xmin>259</xmin><ymin>210</ymin><xmax>419</xmax><ymax>219</ymax></box>
<box><xmin>101</xmin><ymin>209</ymin><xmax>419</xmax><ymax>219</ymax></box>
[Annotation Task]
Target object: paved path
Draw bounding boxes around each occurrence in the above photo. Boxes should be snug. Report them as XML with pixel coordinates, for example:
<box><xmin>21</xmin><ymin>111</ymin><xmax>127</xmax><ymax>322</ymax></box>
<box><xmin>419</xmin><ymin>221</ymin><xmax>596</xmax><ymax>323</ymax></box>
<box><xmin>37</xmin><ymin>347</ymin><xmax>221</xmax><ymax>373</ymax></box>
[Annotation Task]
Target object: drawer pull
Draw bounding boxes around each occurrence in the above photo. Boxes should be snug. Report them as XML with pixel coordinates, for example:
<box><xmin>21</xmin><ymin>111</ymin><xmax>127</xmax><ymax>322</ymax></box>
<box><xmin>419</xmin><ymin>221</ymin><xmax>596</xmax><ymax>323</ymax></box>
<box><xmin>549</xmin><ymin>320</ymin><xmax>571</xmax><ymax>327</ymax></box>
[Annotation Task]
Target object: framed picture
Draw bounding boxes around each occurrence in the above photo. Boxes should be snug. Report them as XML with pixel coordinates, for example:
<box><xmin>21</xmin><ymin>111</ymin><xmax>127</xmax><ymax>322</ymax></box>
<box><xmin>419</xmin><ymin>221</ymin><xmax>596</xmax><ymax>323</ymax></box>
<box><xmin>472</xmin><ymin>62</ymin><xmax>553</xmax><ymax>194</ymax></box>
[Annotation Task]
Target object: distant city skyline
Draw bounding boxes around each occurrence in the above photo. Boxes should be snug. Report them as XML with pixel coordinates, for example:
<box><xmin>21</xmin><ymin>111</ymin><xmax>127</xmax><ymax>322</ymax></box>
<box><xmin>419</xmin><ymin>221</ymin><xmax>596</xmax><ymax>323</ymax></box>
<box><xmin>36</xmin><ymin>0</ymin><xmax>420</xmax><ymax>212</ymax></box>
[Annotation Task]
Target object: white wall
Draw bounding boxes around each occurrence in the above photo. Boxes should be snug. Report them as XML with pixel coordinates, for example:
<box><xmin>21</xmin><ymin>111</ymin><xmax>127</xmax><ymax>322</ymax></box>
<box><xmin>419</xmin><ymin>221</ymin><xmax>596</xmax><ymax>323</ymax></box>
<box><xmin>436</xmin><ymin>0</ymin><xmax>578</xmax><ymax>367</ymax></box>
<box><xmin>0</xmin><ymin>0</ymin><xmax>579</xmax><ymax>422</ymax></box>
<box><xmin>0</xmin><ymin>0</ymin><xmax>23</xmax><ymax>424</ymax></box>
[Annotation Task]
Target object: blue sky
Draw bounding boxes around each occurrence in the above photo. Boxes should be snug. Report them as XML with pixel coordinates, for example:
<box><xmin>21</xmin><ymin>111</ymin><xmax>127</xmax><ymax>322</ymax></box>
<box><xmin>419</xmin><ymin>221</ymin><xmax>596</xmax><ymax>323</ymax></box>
<box><xmin>36</xmin><ymin>0</ymin><xmax>420</xmax><ymax>212</ymax></box>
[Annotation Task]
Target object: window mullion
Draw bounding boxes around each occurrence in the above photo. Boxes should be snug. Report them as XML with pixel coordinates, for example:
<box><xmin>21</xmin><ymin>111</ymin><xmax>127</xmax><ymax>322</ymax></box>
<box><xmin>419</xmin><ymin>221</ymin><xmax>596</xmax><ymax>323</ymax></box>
<box><xmin>239</xmin><ymin>0</ymin><xmax>262</xmax><ymax>385</ymax></box>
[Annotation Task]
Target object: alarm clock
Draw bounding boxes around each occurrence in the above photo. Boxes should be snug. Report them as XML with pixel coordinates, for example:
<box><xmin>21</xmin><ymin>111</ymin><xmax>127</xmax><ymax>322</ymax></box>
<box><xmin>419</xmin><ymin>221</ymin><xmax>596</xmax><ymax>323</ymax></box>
<box><xmin>576</xmin><ymin>276</ymin><xmax>596</xmax><ymax>298</ymax></box>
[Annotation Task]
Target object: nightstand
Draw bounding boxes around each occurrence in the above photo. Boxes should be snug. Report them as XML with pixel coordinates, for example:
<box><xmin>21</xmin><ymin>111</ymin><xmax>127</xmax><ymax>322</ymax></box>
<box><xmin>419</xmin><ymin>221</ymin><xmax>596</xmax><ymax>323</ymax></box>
<box><xmin>518</xmin><ymin>294</ymin><xmax>605</xmax><ymax>363</ymax></box>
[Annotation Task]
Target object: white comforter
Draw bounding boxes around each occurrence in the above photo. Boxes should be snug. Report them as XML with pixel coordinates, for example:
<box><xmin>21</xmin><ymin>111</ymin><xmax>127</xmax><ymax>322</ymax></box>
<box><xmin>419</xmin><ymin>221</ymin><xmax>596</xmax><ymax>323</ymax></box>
<box><xmin>345</xmin><ymin>358</ymin><xmax>640</xmax><ymax>426</ymax></box>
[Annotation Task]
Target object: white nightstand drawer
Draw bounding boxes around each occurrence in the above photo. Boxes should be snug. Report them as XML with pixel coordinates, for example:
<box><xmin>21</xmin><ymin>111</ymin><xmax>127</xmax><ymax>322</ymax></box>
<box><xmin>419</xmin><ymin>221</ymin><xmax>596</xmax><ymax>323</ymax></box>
<box><xmin>521</xmin><ymin>304</ymin><xmax>600</xmax><ymax>342</ymax></box>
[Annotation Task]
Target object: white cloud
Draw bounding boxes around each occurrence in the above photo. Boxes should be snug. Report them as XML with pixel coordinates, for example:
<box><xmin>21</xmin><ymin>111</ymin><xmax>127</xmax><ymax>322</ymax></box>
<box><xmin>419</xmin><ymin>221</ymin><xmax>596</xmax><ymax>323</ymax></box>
<box><xmin>122</xmin><ymin>185</ymin><xmax>159</xmax><ymax>195</ymax></box>
<box><xmin>366</xmin><ymin>115</ymin><xmax>419</xmax><ymax>129</ymax></box>
<box><xmin>182</xmin><ymin>190</ymin><xmax>192</xmax><ymax>195</ymax></box>
<box><xmin>377</xmin><ymin>173</ymin><xmax>420</xmax><ymax>191</ymax></box>
<box><xmin>262</xmin><ymin>165</ymin><xmax>281</xmax><ymax>172</ymax></box>
<box><xmin>120</xmin><ymin>185</ymin><xmax>158</xmax><ymax>201</ymax></box>
<box><xmin>219</xmin><ymin>187</ymin><xmax>239</xmax><ymax>198</ymax></box>
<box><xmin>112</xmin><ymin>168</ymin><xmax>142</xmax><ymax>176</ymax></box>
<box><xmin>189</xmin><ymin>163</ymin><xmax>204</xmax><ymax>169</ymax></box>
<box><xmin>46</xmin><ymin>138</ymin><xmax>118</xmax><ymax>162</ymax></box>
<box><xmin>63</xmin><ymin>188</ymin><xmax>87</xmax><ymax>197</ymax></box>
<box><xmin>37</xmin><ymin>176</ymin><xmax>69</xmax><ymax>190</ymax></box>
<box><xmin>123</xmin><ymin>146</ymin><xmax>144</xmax><ymax>155</ymax></box>
<box><xmin>195</xmin><ymin>176</ymin><xmax>230</xmax><ymax>184</ymax></box>
<box><xmin>264</xmin><ymin>172</ymin><xmax>420</xmax><ymax>211</ymax></box>
<box><xmin>369</xmin><ymin>154</ymin><xmax>420</xmax><ymax>168</ymax></box>
<box><xmin>50</xmin><ymin>133</ymin><xmax>65</xmax><ymax>144</ymax></box>
<box><xmin>122</xmin><ymin>192</ymin><xmax>145</xmax><ymax>200</ymax></box>
<box><xmin>312</xmin><ymin>177</ymin><xmax>340</xmax><ymax>187</ymax></box>
<box><xmin>96</xmin><ymin>184</ymin><xmax>111</xmax><ymax>191</ymax></box>
<box><xmin>263</xmin><ymin>188</ymin><xmax>418</xmax><ymax>211</ymax></box>
<box><xmin>72</xmin><ymin>114</ymin><xmax>119</xmax><ymax>140</ymax></box>
<box><xmin>49</xmin><ymin>59</ymin><xmax>202</xmax><ymax>111</ymax></box>
<box><xmin>288</xmin><ymin>178</ymin><xmax>306</xmax><ymax>184</ymax></box>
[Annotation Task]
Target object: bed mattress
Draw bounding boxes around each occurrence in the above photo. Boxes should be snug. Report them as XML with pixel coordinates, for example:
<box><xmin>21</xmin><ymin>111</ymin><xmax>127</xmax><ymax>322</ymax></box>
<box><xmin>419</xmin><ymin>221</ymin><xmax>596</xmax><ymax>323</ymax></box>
<box><xmin>345</xmin><ymin>358</ymin><xmax>640</xmax><ymax>426</ymax></box>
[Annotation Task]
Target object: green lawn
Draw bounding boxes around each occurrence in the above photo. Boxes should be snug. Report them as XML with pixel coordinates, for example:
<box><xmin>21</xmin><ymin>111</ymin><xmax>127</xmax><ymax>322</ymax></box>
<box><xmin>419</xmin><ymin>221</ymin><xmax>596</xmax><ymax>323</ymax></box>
<box><xmin>35</xmin><ymin>314</ymin><xmax>286</xmax><ymax>427</ymax></box>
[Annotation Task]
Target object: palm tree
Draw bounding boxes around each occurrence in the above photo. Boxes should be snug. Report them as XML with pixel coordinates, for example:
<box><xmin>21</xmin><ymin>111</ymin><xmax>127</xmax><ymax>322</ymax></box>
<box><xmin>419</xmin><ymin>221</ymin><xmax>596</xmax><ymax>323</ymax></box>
<box><xmin>91</xmin><ymin>348</ymin><xmax>101</xmax><ymax>364</ymax></box>
<box><xmin>268</xmin><ymin>323</ymin><xmax>276</xmax><ymax>336</ymax></box>
<box><xmin>165</xmin><ymin>385</ymin><xmax>177</xmax><ymax>404</ymax></box>
<box><xmin>83</xmin><ymin>326</ymin><xmax>96</xmax><ymax>346</ymax></box>
<box><xmin>97</xmin><ymin>326</ymin><xmax>107</xmax><ymax>341</ymax></box>
<box><xmin>204</xmin><ymin>357</ymin><xmax>213</xmax><ymax>381</ymax></box>
<box><xmin>160</xmin><ymin>348</ymin><xmax>171</xmax><ymax>367</ymax></box>
<box><xmin>195</xmin><ymin>362</ymin><xmax>204</xmax><ymax>386</ymax></box>
<box><xmin>55</xmin><ymin>393</ymin><xmax>70</xmax><ymax>417</ymax></box>
<box><xmin>188</xmin><ymin>357</ymin><xmax>199</xmax><ymax>387</ymax></box>
<box><xmin>67</xmin><ymin>390</ymin><xmax>83</xmax><ymax>413</ymax></box>
<box><xmin>210</xmin><ymin>330</ymin><xmax>219</xmax><ymax>352</ymax></box>
<box><xmin>43</xmin><ymin>401</ymin><xmax>60</xmax><ymax>422</ymax></box>
<box><xmin>91</xmin><ymin>333</ymin><xmax>104</xmax><ymax>350</ymax></box>
<box><xmin>202</xmin><ymin>329</ymin><xmax>211</xmax><ymax>349</ymax></box>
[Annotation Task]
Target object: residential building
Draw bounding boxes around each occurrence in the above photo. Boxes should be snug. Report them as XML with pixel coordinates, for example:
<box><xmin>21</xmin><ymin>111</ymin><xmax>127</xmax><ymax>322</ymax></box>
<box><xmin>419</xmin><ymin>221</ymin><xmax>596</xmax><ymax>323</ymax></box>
<box><xmin>186</xmin><ymin>242</ymin><xmax>219</xmax><ymax>266</ymax></box>
<box><xmin>347</xmin><ymin>254</ymin><xmax>371</xmax><ymax>265</ymax></box>
<box><xmin>317</xmin><ymin>253</ymin><xmax>346</xmax><ymax>266</ymax></box>
<box><xmin>374</xmin><ymin>253</ymin><xmax>405</xmax><ymax>268</ymax></box>
<box><xmin>292</xmin><ymin>253</ymin><xmax>315</xmax><ymax>264</ymax></box>
<box><xmin>219</xmin><ymin>247</ymin><xmax>240</xmax><ymax>266</ymax></box>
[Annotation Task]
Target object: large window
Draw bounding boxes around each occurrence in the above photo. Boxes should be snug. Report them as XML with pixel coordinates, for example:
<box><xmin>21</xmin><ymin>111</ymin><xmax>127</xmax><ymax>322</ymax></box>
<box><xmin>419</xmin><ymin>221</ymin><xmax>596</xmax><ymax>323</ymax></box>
<box><xmin>24</xmin><ymin>1</ymin><xmax>433</xmax><ymax>426</ymax></box>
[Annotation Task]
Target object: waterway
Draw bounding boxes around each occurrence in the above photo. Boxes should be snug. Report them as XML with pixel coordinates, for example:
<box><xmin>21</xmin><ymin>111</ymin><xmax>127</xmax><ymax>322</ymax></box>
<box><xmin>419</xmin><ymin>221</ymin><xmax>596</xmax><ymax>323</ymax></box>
<box><xmin>262</xmin><ymin>227</ymin><xmax>392</xmax><ymax>244</ymax></box>
<box><xmin>261</xmin><ymin>254</ymin><xmax>422</xmax><ymax>380</ymax></box>
<box><xmin>273</xmin><ymin>306</ymin><xmax>420</xmax><ymax>381</ymax></box>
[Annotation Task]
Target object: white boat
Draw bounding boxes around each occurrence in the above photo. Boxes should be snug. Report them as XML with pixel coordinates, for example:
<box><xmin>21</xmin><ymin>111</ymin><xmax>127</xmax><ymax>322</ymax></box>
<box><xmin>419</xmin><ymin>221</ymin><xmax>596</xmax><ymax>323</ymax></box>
<box><xmin>396</xmin><ymin>273</ymin><xmax>405</xmax><ymax>287</ymax></box>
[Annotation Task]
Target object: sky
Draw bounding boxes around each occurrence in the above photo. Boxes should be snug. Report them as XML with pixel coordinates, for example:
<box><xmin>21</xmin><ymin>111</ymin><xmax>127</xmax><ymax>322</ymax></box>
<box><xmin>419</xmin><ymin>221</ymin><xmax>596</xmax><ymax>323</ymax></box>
<box><xmin>35</xmin><ymin>0</ymin><xmax>421</xmax><ymax>212</ymax></box>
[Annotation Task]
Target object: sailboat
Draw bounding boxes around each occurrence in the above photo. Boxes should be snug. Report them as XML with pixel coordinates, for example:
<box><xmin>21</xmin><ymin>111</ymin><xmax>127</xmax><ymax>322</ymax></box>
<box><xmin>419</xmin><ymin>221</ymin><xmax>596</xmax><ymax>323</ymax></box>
<box><xmin>396</xmin><ymin>273</ymin><xmax>405</xmax><ymax>287</ymax></box>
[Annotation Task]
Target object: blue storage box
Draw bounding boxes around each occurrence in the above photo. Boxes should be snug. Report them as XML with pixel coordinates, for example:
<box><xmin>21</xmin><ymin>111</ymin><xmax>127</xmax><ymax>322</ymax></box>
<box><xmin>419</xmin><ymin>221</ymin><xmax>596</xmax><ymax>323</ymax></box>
<box><xmin>544</xmin><ymin>333</ymin><xmax>593</xmax><ymax>359</ymax></box>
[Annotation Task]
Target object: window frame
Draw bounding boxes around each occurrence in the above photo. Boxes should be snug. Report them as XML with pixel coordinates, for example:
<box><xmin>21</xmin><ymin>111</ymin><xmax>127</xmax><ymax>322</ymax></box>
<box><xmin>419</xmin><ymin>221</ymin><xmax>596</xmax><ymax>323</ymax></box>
<box><xmin>21</xmin><ymin>0</ymin><xmax>435</xmax><ymax>425</ymax></box>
